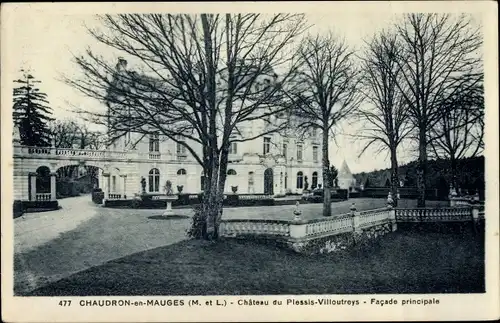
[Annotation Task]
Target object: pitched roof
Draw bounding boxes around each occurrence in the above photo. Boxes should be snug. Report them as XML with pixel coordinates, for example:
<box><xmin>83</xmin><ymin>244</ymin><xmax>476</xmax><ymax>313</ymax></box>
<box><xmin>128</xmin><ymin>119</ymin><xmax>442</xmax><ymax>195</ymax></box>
<box><xmin>338</xmin><ymin>160</ymin><xmax>353</xmax><ymax>178</ymax></box>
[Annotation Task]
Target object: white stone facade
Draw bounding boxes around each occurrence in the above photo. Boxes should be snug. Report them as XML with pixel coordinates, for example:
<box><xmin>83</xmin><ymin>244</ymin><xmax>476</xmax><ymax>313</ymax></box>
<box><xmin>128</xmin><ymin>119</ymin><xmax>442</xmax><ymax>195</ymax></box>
<box><xmin>107</xmin><ymin>123</ymin><xmax>324</xmax><ymax>196</ymax></box>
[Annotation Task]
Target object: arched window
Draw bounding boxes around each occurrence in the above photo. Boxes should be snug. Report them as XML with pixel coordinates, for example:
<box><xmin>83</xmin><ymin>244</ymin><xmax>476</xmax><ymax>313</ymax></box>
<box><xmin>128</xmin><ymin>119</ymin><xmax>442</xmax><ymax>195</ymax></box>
<box><xmin>177</xmin><ymin>169</ymin><xmax>187</xmax><ymax>175</ymax></box>
<box><xmin>312</xmin><ymin>172</ymin><xmax>318</xmax><ymax>189</ymax></box>
<box><xmin>296</xmin><ymin>171</ymin><xmax>303</xmax><ymax>189</ymax></box>
<box><xmin>227</xmin><ymin>169</ymin><xmax>237</xmax><ymax>175</ymax></box>
<box><xmin>148</xmin><ymin>168</ymin><xmax>160</xmax><ymax>192</ymax></box>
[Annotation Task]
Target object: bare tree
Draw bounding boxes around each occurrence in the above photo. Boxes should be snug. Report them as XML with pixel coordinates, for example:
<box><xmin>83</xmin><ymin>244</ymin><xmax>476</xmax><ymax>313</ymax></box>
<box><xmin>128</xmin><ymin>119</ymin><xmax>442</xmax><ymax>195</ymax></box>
<box><xmin>428</xmin><ymin>72</ymin><xmax>484</xmax><ymax>192</ymax></box>
<box><xmin>389</xmin><ymin>13</ymin><xmax>482</xmax><ymax>207</ymax></box>
<box><xmin>355</xmin><ymin>31</ymin><xmax>413</xmax><ymax>206</ymax></box>
<box><xmin>65</xmin><ymin>14</ymin><xmax>307</xmax><ymax>239</ymax></box>
<box><xmin>51</xmin><ymin>119</ymin><xmax>80</xmax><ymax>148</ymax></box>
<box><xmin>51</xmin><ymin>119</ymin><xmax>105</xmax><ymax>150</ymax></box>
<box><xmin>289</xmin><ymin>32</ymin><xmax>361</xmax><ymax>217</ymax></box>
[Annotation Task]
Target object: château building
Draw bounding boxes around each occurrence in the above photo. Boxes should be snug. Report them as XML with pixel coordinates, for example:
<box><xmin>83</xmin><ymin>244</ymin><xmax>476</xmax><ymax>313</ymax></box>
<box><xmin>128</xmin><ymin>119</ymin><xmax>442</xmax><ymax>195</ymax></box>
<box><xmin>101</xmin><ymin>58</ymin><xmax>327</xmax><ymax>196</ymax></box>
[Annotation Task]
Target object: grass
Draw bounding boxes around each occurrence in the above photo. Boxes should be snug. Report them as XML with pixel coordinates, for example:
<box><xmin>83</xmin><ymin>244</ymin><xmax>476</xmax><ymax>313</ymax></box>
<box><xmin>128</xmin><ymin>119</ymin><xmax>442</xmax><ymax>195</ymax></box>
<box><xmin>28</xmin><ymin>228</ymin><xmax>484</xmax><ymax>296</ymax></box>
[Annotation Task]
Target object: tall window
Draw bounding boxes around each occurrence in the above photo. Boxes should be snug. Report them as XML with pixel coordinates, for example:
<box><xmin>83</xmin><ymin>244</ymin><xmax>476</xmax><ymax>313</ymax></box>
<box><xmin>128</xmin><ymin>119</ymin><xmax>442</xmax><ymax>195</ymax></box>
<box><xmin>177</xmin><ymin>169</ymin><xmax>187</xmax><ymax>189</ymax></box>
<box><xmin>112</xmin><ymin>175</ymin><xmax>117</xmax><ymax>192</ymax></box>
<box><xmin>200</xmin><ymin>172</ymin><xmax>206</xmax><ymax>191</ymax></box>
<box><xmin>148</xmin><ymin>168</ymin><xmax>160</xmax><ymax>192</ymax></box>
<box><xmin>285</xmin><ymin>172</ymin><xmax>288</xmax><ymax>189</ymax></box>
<box><xmin>149</xmin><ymin>133</ymin><xmax>159</xmax><ymax>152</ymax></box>
<box><xmin>297</xmin><ymin>144</ymin><xmax>303</xmax><ymax>161</ymax></box>
<box><xmin>229</xmin><ymin>142</ymin><xmax>238</xmax><ymax>154</ymax></box>
<box><xmin>313</xmin><ymin>146</ymin><xmax>318</xmax><ymax>163</ymax></box>
<box><xmin>248</xmin><ymin>171</ymin><xmax>254</xmax><ymax>185</ymax></box>
<box><xmin>312</xmin><ymin>172</ymin><xmax>318</xmax><ymax>189</ymax></box>
<box><xmin>282</xmin><ymin>143</ymin><xmax>287</xmax><ymax>159</ymax></box>
<box><xmin>263</xmin><ymin>137</ymin><xmax>271</xmax><ymax>155</ymax></box>
<box><xmin>312</xmin><ymin>128</ymin><xmax>317</xmax><ymax>137</ymax></box>
<box><xmin>177</xmin><ymin>140</ymin><xmax>187</xmax><ymax>160</ymax></box>
<box><xmin>296</xmin><ymin>171</ymin><xmax>303</xmax><ymax>189</ymax></box>
<box><xmin>35</xmin><ymin>166</ymin><xmax>51</xmax><ymax>194</ymax></box>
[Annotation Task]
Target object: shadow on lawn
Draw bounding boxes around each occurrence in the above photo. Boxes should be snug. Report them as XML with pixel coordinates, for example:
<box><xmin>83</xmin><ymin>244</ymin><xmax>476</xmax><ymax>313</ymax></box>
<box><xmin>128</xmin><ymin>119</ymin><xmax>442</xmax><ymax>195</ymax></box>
<box><xmin>26</xmin><ymin>229</ymin><xmax>484</xmax><ymax>296</ymax></box>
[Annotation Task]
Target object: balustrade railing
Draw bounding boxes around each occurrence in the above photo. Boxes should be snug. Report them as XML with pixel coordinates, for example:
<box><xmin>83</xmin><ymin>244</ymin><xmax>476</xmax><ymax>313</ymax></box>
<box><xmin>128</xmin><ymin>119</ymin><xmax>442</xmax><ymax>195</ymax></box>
<box><xmin>148</xmin><ymin>152</ymin><xmax>161</xmax><ymax>160</ymax></box>
<box><xmin>35</xmin><ymin>193</ymin><xmax>52</xmax><ymax>201</ymax></box>
<box><xmin>220</xmin><ymin>220</ymin><xmax>290</xmax><ymax>237</ymax></box>
<box><xmin>108</xmin><ymin>193</ymin><xmax>122</xmax><ymax>200</ymax></box>
<box><xmin>16</xmin><ymin>145</ymin><xmax>169</xmax><ymax>161</ymax></box>
<box><xmin>395</xmin><ymin>207</ymin><xmax>473</xmax><ymax>222</ymax></box>
<box><xmin>358</xmin><ymin>207</ymin><xmax>391</xmax><ymax>228</ymax></box>
<box><xmin>239</xmin><ymin>194</ymin><xmax>273</xmax><ymax>200</ymax></box>
<box><xmin>219</xmin><ymin>203</ymin><xmax>482</xmax><ymax>252</ymax></box>
<box><xmin>304</xmin><ymin>213</ymin><xmax>353</xmax><ymax>238</ymax></box>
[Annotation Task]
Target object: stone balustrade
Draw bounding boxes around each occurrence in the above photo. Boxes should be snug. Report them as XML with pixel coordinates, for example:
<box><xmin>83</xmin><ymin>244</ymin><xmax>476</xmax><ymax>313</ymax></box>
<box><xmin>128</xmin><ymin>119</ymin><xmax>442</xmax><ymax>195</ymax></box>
<box><xmin>219</xmin><ymin>201</ymin><xmax>484</xmax><ymax>255</ymax></box>
<box><xmin>301</xmin><ymin>213</ymin><xmax>354</xmax><ymax>239</ymax></box>
<box><xmin>219</xmin><ymin>220</ymin><xmax>290</xmax><ymax>237</ymax></box>
<box><xmin>395</xmin><ymin>206</ymin><xmax>475</xmax><ymax>222</ymax></box>
<box><xmin>357</xmin><ymin>207</ymin><xmax>392</xmax><ymax>229</ymax></box>
<box><xmin>35</xmin><ymin>193</ymin><xmax>52</xmax><ymax>201</ymax></box>
<box><xmin>220</xmin><ymin>206</ymin><xmax>397</xmax><ymax>254</ymax></box>
<box><xmin>148</xmin><ymin>152</ymin><xmax>161</xmax><ymax>160</ymax></box>
<box><xmin>14</xmin><ymin>145</ymin><xmax>182</xmax><ymax>162</ymax></box>
<box><xmin>108</xmin><ymin>193</ymin><xmax>122</xmax><ymax>200</ymax></box>
<box><xmin>238</xmin><ymin>194</ymin><xmax>273</xmax><ymax>200</ymax></box>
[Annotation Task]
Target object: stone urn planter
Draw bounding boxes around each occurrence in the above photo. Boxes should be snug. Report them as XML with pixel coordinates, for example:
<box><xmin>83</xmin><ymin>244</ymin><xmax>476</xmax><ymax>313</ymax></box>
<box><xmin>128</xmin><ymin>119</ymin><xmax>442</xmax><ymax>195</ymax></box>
<box><xmin>161</xmin><ymin>180</ymin><xmax>177</xmax><ymax>217</ymax></box>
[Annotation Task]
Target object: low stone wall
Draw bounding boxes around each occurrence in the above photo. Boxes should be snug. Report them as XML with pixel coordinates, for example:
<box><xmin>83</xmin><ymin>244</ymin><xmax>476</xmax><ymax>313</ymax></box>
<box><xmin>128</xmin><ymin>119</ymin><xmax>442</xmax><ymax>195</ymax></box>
<box><xmin>220</xmin><ymin>206</ymin><xmax>397</xmax><ymax>255</ymax></box>
<box><xmin>220</xmin><ymin>202</ymin><xmax>483</xmax><ymax>255</ymax></box>
<box><xmin>13</xmin><ymin>200</ymin><xmax>60</xmax><ymax>216</ymax></box>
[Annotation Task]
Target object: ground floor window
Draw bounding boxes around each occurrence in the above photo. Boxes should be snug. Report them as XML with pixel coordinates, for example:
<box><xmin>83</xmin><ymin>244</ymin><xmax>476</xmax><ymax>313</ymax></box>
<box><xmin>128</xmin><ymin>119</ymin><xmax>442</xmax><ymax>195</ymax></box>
<box><xmin>149</xmin><ymin>168</ymin><xmax>160</xmax><ymax>192</ymax></box>
<box><xmin>312</xmin><ymin>172</ymin><xmax>318</xmax><ymax>188</ymax></box>
<box><xmin>36</xmin><ymin>166</ymin><xmax>51</xmax><ymax>193</ymax></box>
<box><xmin>297</xmin><ymin>171</ymin><xmax>303</xmax><ymax>189</ymax></box>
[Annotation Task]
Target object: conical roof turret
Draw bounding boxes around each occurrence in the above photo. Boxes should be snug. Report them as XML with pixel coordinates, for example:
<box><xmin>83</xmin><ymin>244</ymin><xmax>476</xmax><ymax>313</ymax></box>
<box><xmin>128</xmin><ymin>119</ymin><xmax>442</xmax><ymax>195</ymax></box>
<box><xmin>338</xmin><ymin>160</ymin><xmax>353</xmax><ymax>178</ymax></box>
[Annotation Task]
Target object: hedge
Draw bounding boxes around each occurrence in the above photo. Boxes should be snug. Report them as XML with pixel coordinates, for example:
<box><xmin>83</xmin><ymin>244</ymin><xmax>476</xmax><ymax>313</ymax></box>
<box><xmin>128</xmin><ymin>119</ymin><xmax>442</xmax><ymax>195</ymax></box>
<box><xmin>92</xmin><ymin>190</ymin><xmax>104</xmax><ymax>204</ymax></box>
<box><xmin>13</xmin><ymin>200</ymin><xmax>60</xmax><ymax>216</ymax></box>
<box><xmin>13</xmin><ymin>200</ymin><xmax>24</xmax><ymax>218</ymax></box>
<box><xmin>358</xmin><ymin>187</ymin><xmax>442</xmax><ymax>200</ymax></box>
<box><xmin>311</xmin><ymin>189</ymin><xmax>349</xmax><ymax>200</ymax></box>
<box><xmin>103</xmin><ymin>194</ymin><xmax>276</xmax><ymax>208</ymax></box>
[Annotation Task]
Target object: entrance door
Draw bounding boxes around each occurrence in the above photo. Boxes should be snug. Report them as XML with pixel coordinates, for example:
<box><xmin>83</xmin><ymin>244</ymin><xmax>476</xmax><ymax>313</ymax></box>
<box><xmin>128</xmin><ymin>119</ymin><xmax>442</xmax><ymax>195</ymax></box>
<box><xmin>264</xmin><ymin>168</ymin><xmax>274</xmax><ymax>195</ymax></box>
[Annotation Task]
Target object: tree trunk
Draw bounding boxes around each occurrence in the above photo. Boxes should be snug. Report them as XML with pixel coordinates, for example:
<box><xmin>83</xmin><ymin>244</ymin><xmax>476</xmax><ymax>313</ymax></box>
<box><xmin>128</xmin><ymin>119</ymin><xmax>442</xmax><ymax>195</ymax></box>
<box><xmin>214</xmin><ymin>147</ymin><xmax>230</xmax><ymax>239</ymax></box>
<box><xmin>416</xmin><ymin>128</ymin><xmax>427</xmax><ymax>207</ymax></box>
<box><xmin>390</xmin><ymin>146</ymin><xmax>399</xmax><ymax>207</ymax></box>
<box><xmin>450</xmin><ymin>156</ymin><xmax>458</xmax><ymax>196</ymax></box>
<box><xmin>204</xmin><ymin>150</ymin><xmax>220</xmax><ymax>240</ymax></box>
<box><xmin>322</xmin><ymin>125</ymin><xmax>331</xmax><ymax>217</ymax></box>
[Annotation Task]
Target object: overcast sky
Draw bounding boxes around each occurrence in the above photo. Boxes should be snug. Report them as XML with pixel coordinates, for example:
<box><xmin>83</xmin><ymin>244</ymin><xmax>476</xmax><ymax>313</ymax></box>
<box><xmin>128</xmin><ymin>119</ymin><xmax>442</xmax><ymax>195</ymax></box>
<box><xmin>3</xmin><ymin>3</ymin><xmax>487</xmax><ymax>174</ymax></box>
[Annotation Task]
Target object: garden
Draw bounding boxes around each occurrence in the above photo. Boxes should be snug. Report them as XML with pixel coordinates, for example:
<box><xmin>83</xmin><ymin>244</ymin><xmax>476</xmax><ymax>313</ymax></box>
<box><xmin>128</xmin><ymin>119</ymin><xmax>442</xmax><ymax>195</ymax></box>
<box><xmin>26</xmin><ymin>226</ymin><xmax>484</xmax><ymax>296</ymax></box>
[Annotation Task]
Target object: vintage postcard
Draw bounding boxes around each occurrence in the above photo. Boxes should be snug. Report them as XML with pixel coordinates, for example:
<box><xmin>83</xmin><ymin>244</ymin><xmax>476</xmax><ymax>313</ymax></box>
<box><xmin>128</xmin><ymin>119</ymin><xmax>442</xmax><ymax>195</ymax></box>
<box><xmin>1</xmin><ymin>1</ymin><xmax>499</xmax><ymax>322</ymax></box>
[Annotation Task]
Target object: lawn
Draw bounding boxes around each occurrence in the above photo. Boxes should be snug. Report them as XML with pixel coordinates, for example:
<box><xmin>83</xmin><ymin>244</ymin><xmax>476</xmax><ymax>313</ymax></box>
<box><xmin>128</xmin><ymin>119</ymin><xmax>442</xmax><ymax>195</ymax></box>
<box><xmin>28</xmin><ymin>228</ymin><xmax>484</xmax><ymax>296</ymax></box>
<box><xmin>222</xmin><ymin>198</ymin><xmax>449</xmax><ymax>221</ymax></box>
